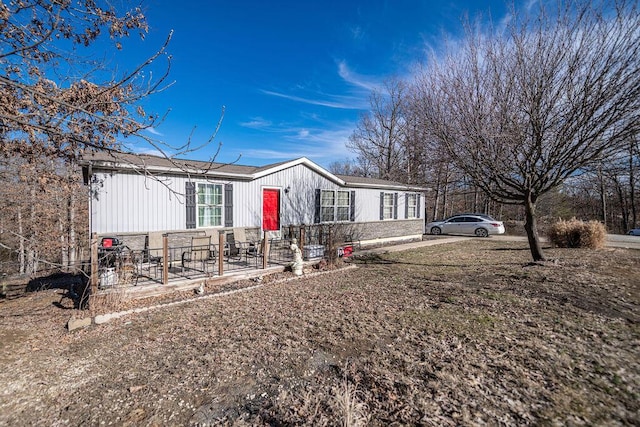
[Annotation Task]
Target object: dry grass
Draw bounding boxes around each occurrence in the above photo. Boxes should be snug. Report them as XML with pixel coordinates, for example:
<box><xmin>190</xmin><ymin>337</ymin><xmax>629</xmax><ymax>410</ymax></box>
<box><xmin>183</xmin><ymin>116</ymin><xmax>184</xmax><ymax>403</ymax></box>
<box><xmin>0</xmin><ymin>240</ymin><xmax>638</xmax><ymax>426</ymax></box>
<box><xmin>332</xmin><ymin>374</ymin><xmax>370</xmax><ymax>427</ymax></box>
<box><xmin>87</xmin><ymin>265</ymin><xmax>138</xmax><ymax>315</ymax></box>
<box><xmin>548</xmin><ymin>218</ymin><xmax>607</xmax><ymax>248</ymax></box>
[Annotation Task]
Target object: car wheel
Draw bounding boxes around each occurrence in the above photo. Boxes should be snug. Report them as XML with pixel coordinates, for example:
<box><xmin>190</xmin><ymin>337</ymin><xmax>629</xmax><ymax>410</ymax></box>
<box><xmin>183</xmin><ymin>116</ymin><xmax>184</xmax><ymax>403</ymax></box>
<box><xmin>475</xmin><ymin>228</ymin><xmax>489</xmax><ymax>237</ymax></box>
<box><xmin>430</xmin><ymin>226</ymin><xmax>442</xmax><ymax>235</ymax></box>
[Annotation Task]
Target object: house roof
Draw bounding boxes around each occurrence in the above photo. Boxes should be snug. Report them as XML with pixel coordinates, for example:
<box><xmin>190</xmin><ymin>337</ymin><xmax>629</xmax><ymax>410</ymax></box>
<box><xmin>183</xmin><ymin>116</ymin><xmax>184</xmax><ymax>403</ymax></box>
<box><xmin>79</xmin><ymin>150</ymin><xmax>427</xmax><ymax>191</ymax></box>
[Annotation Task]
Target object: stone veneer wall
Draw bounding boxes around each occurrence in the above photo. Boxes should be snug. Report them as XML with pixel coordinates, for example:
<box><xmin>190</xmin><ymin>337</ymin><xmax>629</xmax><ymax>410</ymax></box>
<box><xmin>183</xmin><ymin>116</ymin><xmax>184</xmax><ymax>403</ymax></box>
<box><xmin>352</xmin><ymin>219</ymin><xmax>424</xmax><ymax>244</ymax></box>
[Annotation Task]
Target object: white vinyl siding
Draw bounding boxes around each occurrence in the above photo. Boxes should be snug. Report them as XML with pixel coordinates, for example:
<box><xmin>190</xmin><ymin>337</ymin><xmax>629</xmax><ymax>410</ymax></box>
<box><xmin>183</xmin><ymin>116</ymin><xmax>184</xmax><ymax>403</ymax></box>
<box><xmin>91</xmin><ymin>171</ymin><xmax>187</xmax><ymax>233</ymax></box>
<box><xmin>197</xmin><ymin>183</ymin><xmax>223</xmax><ymax>227</ymax></box>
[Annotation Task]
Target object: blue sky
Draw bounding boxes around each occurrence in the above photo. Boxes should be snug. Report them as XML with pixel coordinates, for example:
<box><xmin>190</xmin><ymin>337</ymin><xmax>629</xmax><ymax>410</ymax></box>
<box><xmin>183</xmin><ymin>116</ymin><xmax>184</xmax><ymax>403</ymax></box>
<box><xmin>113</xmin><ymin>0</ymin><xmax>515</xmax><ymax>167</ymax></box>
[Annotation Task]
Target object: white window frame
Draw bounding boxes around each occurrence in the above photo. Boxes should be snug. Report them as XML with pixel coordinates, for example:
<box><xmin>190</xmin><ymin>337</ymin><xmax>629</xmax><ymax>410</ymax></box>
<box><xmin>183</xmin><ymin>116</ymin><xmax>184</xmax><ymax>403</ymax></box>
<box><xmin>197</xmin><ymin>183</ymin><xmax>223</xmax><ymax>227</ymax></box>
<box><xmin>382</xmin><ymin>192</ymin><xmax>395</xmax><ymax>220</ymax></box>
<box><xmin>320</xmin><ymin>189</ymin><xmax>351</xmax><ymax>223</ymax></box>
<box><xmin>407</xmin><ymin>193</ymin><xmax>418</xmax><ymax>219</ymax></box>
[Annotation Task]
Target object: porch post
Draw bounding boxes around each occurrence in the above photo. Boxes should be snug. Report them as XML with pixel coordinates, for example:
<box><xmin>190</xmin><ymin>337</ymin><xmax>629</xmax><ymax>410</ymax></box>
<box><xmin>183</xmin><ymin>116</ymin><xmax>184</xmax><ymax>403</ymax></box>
<box><xmin>90</xmin><ymin>232</ymin><xmax>98</xmax><ymax>295</ymax></box>
<box><xmin>262</xmin><ymin>232</ymin><xmax>269</xmax><ymax>269</ymax></box>
<box><xmin>327</xmin><ymin>226</ymin><xmax>334</xmax><ymax>264</ymax></box>
<box><xmin>218</xmin><ymin>231</ymin><xmax>225</xmax><ymax>276</ymax></box>
<box><xmin>299</xmin><ymin>225</ymin><xmax>305</xmax><ymax>254</ymax></box>
<box><xmin>162</xmin><ymin>234</ymin><xmax>168</xmax><ymax>285</ymax></box>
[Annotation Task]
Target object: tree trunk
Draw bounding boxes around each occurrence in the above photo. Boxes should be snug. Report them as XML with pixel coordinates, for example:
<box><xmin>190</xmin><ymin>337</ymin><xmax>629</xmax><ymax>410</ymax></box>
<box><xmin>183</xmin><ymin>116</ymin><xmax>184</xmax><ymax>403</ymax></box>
<box><xmin>613</xmin><ymin>177</ymin><xmax>629</xmax><ymax>232</ymax></box>
<box><xmin>59</xmin><ymin>213</ymin><xmax>68</xmax><ymax>269</ymax></box>
<box><xmin>27</xmin><ymin>185</ymin><xmax>38</xmax><ymax>275</ymax></box>
<box><xmin>473</xmin><ymin>186</ymin><xmax>479</xmax><ymax>213</ymax></box>
<box><xmin>598</xmin><ymin>165</ymin><xmax>607</xmax><ymax>226</ymax></box>
<box><xmin>68</xmin><ymin>190</ymin><xmax>77</xmax><ymax>269</ymax></box>
<box><xmin>17</xmin><ymin>209</ymin><xmax>25</xmax><ymax>275</ymax></box>
<box><xmin>432</xmin><ymin>166</ymin><xmax>442</xmax><ymax>220</ymax></box>
<box><xmin>441</xmin><ymin>166</ymin><xmax>450</xmax><ymax>219</ymax></box>
<box><xmin>629</xmin><ymin>143</ymin><xmax>637</xmax><ymax>228</ymax></box>
<box><xmin>524</xmin><ymin>193</ymin><xmax>546</xmax><ymax>262</ymax></box>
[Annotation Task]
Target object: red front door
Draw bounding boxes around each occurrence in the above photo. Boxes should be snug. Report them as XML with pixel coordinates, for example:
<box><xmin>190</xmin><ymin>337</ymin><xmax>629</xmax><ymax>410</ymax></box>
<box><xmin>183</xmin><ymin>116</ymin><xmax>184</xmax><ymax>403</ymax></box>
<box><xmin>262</xmin><ymin>188</ymin><xmax>280</xmax><ymax>231</ymax></box>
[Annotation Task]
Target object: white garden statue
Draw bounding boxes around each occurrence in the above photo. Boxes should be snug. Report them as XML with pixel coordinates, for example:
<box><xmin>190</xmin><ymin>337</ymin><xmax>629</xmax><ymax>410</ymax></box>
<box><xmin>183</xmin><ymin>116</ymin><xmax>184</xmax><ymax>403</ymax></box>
<box><xmin>290</xmin><ymin>238</ymin><xmax>304</xmax><ymax>276</ymax></box>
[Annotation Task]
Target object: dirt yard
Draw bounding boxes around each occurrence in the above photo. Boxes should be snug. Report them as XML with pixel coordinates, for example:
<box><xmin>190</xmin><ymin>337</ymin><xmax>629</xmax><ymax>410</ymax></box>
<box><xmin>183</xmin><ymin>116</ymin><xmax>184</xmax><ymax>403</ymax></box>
<box><xmin>0</xmin><ymin>240</ymin><xmax>638</xmax><ymax>426</ymax></box>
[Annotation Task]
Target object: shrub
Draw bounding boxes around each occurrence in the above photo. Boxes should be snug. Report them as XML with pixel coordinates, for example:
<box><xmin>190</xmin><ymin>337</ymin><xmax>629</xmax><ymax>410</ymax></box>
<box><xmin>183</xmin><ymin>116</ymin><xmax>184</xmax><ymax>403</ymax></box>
<box><xmin>547</xmin><ymin>218</ymin><xmax>607</xmax><ymax>249</ymax></box>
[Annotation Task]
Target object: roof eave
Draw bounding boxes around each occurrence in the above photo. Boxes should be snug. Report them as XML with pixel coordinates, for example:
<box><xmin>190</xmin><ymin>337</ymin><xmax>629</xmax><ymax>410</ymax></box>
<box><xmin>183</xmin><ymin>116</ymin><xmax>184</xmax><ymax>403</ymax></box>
<box><xmin>344</xmin><ymin>182</ymin><xmax>429</xmax><ymax>191</ymax></box>
<box><xmin>87</xmin><ymin>160</ymin><xmax>255</xmax><ymax>180</ymax></box>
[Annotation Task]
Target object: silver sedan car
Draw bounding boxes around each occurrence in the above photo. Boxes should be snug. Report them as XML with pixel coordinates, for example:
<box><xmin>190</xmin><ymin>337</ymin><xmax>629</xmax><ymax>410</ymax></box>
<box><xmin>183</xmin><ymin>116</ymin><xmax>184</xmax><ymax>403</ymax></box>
<box><xmin>426</xmin><ymin>214</ymin><xmax>505</xmax><ymax>237</ymax></box>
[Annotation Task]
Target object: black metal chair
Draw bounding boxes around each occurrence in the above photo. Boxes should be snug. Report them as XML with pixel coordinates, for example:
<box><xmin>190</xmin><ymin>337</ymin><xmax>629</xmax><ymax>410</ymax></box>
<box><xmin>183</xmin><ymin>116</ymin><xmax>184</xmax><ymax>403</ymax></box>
<box><xmin>224</xmin><ymin>233</ymin><xmax>243</xmax><ymax>262</ymax></box>
<box><xmin>182</xmin><ymin>236</ymin><xmax>216</xmax><ymax>273</ymax></box>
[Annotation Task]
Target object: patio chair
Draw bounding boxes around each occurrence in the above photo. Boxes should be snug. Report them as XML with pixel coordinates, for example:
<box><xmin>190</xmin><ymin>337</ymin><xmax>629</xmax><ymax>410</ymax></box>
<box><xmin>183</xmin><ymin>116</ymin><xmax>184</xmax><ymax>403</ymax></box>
<box><xmin>182</xmin><ymin>236</ymin><xmax>216</xmax><ymax>273</ymax></box>
<box><xmin>234</xmin><ymin>228</ymin><xmax>264</xmax><ymax>267</ymax></box>
<box><xmin>245</xmin><ymin>238</ymin><xmax>266</xmax><ymax>268</ymax></box>
<box><xmin>135</xmin><ymin>246</ymin><xmax>163</xmax><ymax>279</ymax></box>
<box><xmin>224</xmin><ymin>233</ymin><xmax>243</xmax><ymax>262</ymax></box>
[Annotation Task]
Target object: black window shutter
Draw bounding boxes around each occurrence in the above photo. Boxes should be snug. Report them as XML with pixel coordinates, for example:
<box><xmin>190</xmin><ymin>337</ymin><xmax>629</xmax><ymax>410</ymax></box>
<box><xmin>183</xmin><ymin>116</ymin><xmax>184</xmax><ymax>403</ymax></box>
<box><xmin>379</xmin><ymin>192</ymin><xmax>384</xmax><ymax>220</ymax></box>
<box><xmin>393</xmin><ymin>193</ymin><xmax>398</xmax><ymax>219</ymax></box>
<box><xmin>350</xmin><ymin>191</ymin><xmax>356</xmax><ymax>222</ymax></box>
<box><xmin>185</xmin><ymin>182</ymin><xmax>196</xmax><ymax>229</ymax></box>
<box><xmin>224</xmin><ymin>183</ymin><xmax>233</xmax><ymax>227</ymax></box>
<box><xmin>314</xmin><ymin>189</ymin><xmax>321</xmax><ymax>224</ymax></box>
<box><xmin>416</xmin><ymin>194</ymin><xmax>421</xmax><ymax>219</ymax></box>
<box><xmin>405</xmin><ymin>193</ymin><xmax>409</xmax><ymax>219</ymax></box>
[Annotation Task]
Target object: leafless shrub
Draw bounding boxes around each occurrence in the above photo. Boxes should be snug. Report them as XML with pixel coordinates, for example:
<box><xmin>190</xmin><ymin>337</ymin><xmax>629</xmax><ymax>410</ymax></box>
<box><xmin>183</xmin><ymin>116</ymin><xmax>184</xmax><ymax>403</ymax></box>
<box><xmin>548</xmin><ymin>218</ymin><xmax>607</xmax><ymax>249</ymax></box>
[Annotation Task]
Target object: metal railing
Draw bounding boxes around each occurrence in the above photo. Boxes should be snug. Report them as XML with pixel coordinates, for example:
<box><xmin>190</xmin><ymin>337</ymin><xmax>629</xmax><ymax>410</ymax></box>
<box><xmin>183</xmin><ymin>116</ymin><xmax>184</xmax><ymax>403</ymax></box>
<box><xmin>92</xmin><ymin>236</ymin><xmax>310</xmax><ymax>290</ymax></box>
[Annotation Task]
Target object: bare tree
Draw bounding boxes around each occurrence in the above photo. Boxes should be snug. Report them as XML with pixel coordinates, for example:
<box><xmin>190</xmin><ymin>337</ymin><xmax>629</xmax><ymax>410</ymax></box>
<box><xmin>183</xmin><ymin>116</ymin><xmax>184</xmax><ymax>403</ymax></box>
<box><xmin>327</xmin><ymin>159</ymin><xmax>366</xmax><ymax>177</ymax></box>
<box><xmin>0</xmin><ymin>1</ymin><xmax>176</xmax><ymax>160</ymax></box>
<box><xmin>0</xmin><ymin>1</ymin><xmax>228</xmax><ymax>276</ymax></box>
<box><xmin>347</xmin><ymin>78</ymin><xmax>407</xmax><ymax>181</ymax></box>
<box><xmin>413</xmin><ymin>0</ymin><xmax>640</xmax><ymax>261</ymax></box>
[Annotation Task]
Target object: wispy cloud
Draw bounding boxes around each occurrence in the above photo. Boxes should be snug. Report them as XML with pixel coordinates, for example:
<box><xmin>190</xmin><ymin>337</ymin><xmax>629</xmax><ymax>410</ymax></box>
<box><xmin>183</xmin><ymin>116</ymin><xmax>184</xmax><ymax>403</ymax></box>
<box><xmin>259</xmin><ymin>59</ymin><xmax>382</xmax><ymax>112</ymax></box>
<box><xmin>336</xmin><ymin>60</ymin><xmax>381</xmax><ymax>92</ymax></box>
<box><xmin>239</xmin><ymin>122</ymin><xmax>356</xmax><ymax>165</ymax></box>
<box><xmin>239</xmin><ymin>117</ymin><xmax>272</xmax><ymax>128</ymax></box>
<box><xmin>350</xmin><ymin>25</ymin><xmax>365</xmax><ymax>41</ymax></box>
<box><xmin>145</xmin><ymin>126</ymin><xmax>163</xmax><ymax>136</ymax></box>
<box><xmin>260</xmin><ymin>90</ymin><xmax>363</xmax><ymax>110</ymax></box>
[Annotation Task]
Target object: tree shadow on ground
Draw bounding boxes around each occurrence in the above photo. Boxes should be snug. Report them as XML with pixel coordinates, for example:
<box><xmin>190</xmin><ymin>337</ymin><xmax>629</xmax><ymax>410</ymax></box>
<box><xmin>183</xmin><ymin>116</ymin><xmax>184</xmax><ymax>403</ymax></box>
<box><xmin>491</xmin><ymin>246</ymin><xmax>553</xmax><ymax>252</ymax></box>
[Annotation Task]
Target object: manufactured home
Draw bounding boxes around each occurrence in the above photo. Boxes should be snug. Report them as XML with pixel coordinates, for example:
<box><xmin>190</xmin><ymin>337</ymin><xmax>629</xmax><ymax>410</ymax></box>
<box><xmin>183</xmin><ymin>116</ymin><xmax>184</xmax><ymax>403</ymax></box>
<box><xmin>81</xmin><ymin>151</ymin><xmax>426</xmax><ymax>250</ymax></box>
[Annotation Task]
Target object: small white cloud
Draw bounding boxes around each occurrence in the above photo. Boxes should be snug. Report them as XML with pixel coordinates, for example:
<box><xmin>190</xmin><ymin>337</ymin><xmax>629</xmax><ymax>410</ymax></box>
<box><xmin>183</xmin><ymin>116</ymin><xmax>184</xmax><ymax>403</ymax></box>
<box><xmin>239</xmin><ymin>117</ymin><xmax>272</xmax><ymax>128</ymax></box>
<box><xmin>350</xmin><ymin>25</ymin><xmax>364</xmax><ymax>41</ymax></box>
<box><xmin>145</xmin><ymin>126</ymin><xmax>163</xmax><ymax>136</ymax></box>
<box><xmin>298</xmin><ymin>129</ymin><xmax>310</xmax><ymax>138</ymax></box>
